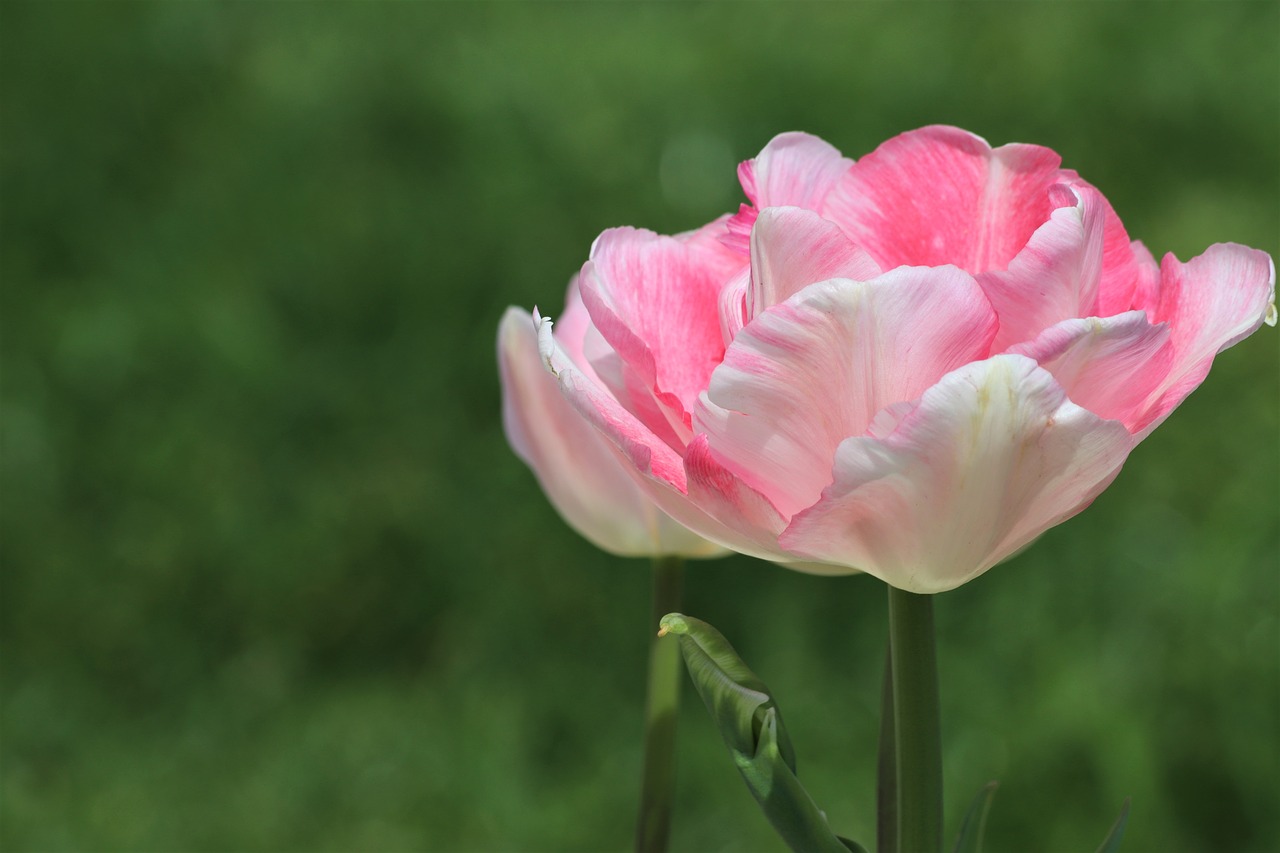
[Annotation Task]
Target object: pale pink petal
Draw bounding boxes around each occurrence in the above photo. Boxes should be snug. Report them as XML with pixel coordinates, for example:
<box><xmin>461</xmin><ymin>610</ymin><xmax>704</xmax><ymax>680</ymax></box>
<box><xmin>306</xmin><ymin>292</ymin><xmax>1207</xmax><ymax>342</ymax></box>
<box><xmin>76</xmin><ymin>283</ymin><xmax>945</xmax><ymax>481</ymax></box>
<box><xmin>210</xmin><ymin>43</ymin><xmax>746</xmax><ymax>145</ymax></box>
<box><xmin>725</xmin><ymin>132</ymin><xmax>853</xmax><ymax>253</ymax></box>
<box><xmin>825</xmin><ymin>125</ymin><xmax>1065</xmax><ymax>273</ymax></box>
<box><xmin>538</xmin><ymin>309</ymin><xmax>788</xmax><ymax>561</ymax></box>
<box><xmin>499</xmin><ymin>308</ymin><xmax>721</xmax><ymax>557</ymax></box>
<box><xmin>694</xmin><ymin>267</ymin><xmax>997</xmax><ymax>519</ymax></box>
<box><xmin>1009</xmin><ymin>311</ymin><xmax>1173</xmax><ymax>430</ymax></box>
<box><xmin>717</xmin><ymin>266</ymin><xmax>752</xmax><ymax>346</ymax></box>
<box><xmin>579</xmin><ymin>226</ymin><xmax>732</xmax><ymax>436</ymax></box>
<box><xmin>747</xmin><ymin>206</ymin><xmax>881</xmax><ymax>318</ymax></box>
<box><xmin>536</xmin><ymin>309</ymin><xmax>687</xmax><ymax>491</ymax></box>
<box><xmin>979</xmin><ymin>184</ymin><xmax>1107</xmax><ymax>351</ymax></box>
<box><xmin>780</xmin><ymin>355</ymin><xmax>1133</xmax><ymax>592</ymax></box>
<box><xmin>1136</xmin><ymin>244</ymin><xmax>1276</xmax><ymax>434</ymax></box>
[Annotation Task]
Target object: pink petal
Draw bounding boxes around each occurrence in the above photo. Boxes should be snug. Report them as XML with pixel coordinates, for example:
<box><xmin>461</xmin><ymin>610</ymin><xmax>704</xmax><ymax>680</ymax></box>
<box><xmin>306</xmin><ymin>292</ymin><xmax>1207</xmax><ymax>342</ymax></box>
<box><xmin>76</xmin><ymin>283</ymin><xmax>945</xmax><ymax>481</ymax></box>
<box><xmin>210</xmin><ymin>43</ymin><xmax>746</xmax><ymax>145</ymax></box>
<box><xmin>979</xmin><ymin>184</ymin><xmax>1107</xmax><ymax>351</ymax></box>
<box><xmin>535</xmin><ymin>309</ymin><xmax>688</xmax><ymax>492</ymax></box>
<box><xmin>1009</xmin><ymin>311</ymin><xmax>1173</xmax><ymax>430</ymax></box>
<box><xmin>498</xmin><ymin>308</ymin><xmax>720</xmax><ymax>557</ymax></box>
<box><xmin>536</xmin><ymin>308</ymin><xmax>789</xmax><ymax>562</ymax></box>
<box><xmin>717</xmin><ymin>266</ymin><xmax>751</xmax><ymax>346</ymax></box>
<box><xmin>1136</xmin><ymin>243</ymin><xmax>1276</xmax><ymax>434</ymax></box>
<box><xmin>725</xmin><ymin>132</ymin><xmax>853</xmax><ymax>253</ymax></box>
<box><xmin>579</xmin><ymin>226</ymin><xmax>734</xmax><ymax>436</ymax></box>
<box><xmin>1060</xmin><ymin>175</ymin><xmax>1153</xmax><ymax>318</ymax></box>
<box><xmin>780</xmin><ymin>355</ymin><xmax>1133</xmax><ymax>592</ymax></box>
<box><xmin>683</xmin><ymin>435</ymin><xmax>791</xmax><ymax>558</ymax></box>
<box><xmin>694</xmin><ymin>267</ymin><xmax>997</xmax><ymax>519</ymax></box>
<box><xmin>825</xmin><ymin>125</ymin><xmax>1065</xmax><ymax>273</ymax></box>
<box><xmin>747</xmin><ymin>206</ymin><xmax>881</xmax><ymax>318</ymax></box>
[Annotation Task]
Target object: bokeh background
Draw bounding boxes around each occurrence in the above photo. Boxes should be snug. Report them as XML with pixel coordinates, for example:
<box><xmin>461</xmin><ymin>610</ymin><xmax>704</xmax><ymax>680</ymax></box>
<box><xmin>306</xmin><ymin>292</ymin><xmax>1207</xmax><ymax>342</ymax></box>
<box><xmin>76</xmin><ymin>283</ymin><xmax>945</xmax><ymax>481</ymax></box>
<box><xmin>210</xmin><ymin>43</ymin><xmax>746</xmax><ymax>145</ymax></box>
<box><xmin>3</xmin><ymin>2</ymin><xmax>1277</xmax><ymax>851</ymax></box>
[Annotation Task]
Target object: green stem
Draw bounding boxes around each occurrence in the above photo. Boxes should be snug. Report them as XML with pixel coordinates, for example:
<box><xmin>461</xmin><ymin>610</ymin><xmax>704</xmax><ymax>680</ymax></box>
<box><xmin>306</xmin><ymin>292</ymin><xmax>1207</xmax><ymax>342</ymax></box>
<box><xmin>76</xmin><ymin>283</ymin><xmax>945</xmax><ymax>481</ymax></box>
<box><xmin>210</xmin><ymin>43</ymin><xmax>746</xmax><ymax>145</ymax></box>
<box><xmin>888</xmin><ymin>586</ymin><xmax>943</xmax><ymax>853</ymax></box>
<box><xmin>634</xmin><ymin>556</ymin><xmax>685</xmax><ymax>853</ymax></box>
<box><xmin>877</xmin><ymin>645</ymin><xmax>898</xmax><ymax>853</ymax></box>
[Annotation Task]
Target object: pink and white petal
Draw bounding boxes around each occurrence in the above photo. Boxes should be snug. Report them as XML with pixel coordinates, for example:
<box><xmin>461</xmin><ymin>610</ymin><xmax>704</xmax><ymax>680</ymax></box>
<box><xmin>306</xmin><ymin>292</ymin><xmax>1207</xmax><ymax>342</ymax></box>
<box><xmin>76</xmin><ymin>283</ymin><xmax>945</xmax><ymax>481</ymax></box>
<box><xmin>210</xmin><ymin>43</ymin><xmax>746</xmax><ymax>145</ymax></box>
<box><xmin>979</xmin><ymin>184</ymin><xmax>1107</xmax><ymax>352</ymax></box>
<box><xmin>1135</xmin><ymin>243</ymin><xmax>1276</xmax><ymax>435</ymax></box>
<box><xmin>694</xmin><ymin>267</ymin><xmax>997</xmax><ymax>519</ymax></box>
<box><xmin>825</xmin><ymin>125</ymin><xmax>1065</xmax><ymax>273</ymax></box>
<box><xmin>682</xmin><ymin>435</ymin><xmax>792</xmax><ymax>559</ymax></box>
<box><xmin>499</xmin><ymin>308</ymin><xmax>720</xmax><ymax>557</ymax></box>
<box><xmin>780</xmin><ymin>355</ymin><xmax>1133</xmax><ymax>592</ymax></box>
<box><xmin>536</xmin><ymin>310</ymin><xmax>688</xmax><ymax>492</ymax></box>
<box><xmin>1009</xmin><ymin>311</ymin><xmax>1173</xmax><ymax>430</ymax></box>
<box><xmin>538</xmin><ymin>309</ymin><xmax>789</xmax><ymax>560</ymax></box>
<box><xmin>717</xmin><ymin>266</ymin><xmax>751</xmax><ymax>346</ymax></box>
<box><xmin>727</xmin><ymin>132</ymin><xmax>853</xmax><ymax>252</ymax></box>
<box><xmin>748</xmin><ymin>206</ymin><xmax>882</xmax><ymax>317</ymax></box>
<box><xmin>1059</xmin><ymin>175</ymin><xmax>1151</xmax><ymax>318</ymax></box>
<box><xmin>739</xmin><ymin>132</ymin><xmax>853</xmax><ymax>210</ymax></box>
<box><xmin>580</xmin><ymin>226</ymin><xmax>731</xmax><ymax>431</ymax></box>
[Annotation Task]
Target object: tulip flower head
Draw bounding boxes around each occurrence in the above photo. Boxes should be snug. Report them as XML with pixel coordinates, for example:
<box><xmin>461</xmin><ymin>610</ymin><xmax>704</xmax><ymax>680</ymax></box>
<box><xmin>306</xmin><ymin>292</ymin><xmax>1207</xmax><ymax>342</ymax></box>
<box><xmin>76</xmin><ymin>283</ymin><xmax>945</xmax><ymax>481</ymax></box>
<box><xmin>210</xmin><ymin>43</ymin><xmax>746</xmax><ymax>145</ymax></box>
<box><xmin>503</xmin><ymin>126</ymin><xmax>1276</xmax><ymax>590</ymax></box>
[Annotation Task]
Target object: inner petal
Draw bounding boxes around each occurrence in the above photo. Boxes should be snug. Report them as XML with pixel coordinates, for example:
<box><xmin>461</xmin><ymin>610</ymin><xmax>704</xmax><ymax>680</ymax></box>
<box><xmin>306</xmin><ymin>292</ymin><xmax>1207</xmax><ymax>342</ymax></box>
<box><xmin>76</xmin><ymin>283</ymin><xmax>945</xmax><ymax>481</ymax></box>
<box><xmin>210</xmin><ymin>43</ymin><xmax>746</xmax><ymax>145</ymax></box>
<box><xmin>694</xmin><ymin>266</ymin><xmax>997</xmax><ymax>519</ymax></box>
<box><xmin>824</xmin><ymin>125</ymin><xmax>1066</xmax><ymax>273</ymax></box>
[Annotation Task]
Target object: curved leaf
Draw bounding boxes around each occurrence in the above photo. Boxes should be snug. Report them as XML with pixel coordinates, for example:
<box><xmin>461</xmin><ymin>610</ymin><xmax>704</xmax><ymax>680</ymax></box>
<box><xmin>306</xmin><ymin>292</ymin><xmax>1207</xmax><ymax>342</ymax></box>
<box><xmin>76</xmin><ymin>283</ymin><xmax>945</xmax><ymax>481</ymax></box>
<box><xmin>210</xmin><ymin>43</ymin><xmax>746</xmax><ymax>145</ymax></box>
<box><xmin>659</xmin><ymin>613</ymin><xmax>856</xmax><ymax>853</ymax></box>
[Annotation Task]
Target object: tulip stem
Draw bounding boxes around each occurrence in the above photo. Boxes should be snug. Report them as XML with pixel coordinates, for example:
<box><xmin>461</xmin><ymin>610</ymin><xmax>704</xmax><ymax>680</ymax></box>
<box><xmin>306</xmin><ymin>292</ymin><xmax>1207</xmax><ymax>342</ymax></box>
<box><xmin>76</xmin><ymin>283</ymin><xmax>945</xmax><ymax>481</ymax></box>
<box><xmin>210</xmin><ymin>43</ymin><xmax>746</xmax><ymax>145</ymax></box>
<box><xmin>635</xmin><ymin>556</ymin><xmax>685</xmax><ymax>853</ymax></box>
<box><xmin>888</xmin><ymin>586</ymin><xmax>943</xmax><ymax>853</ymax></box>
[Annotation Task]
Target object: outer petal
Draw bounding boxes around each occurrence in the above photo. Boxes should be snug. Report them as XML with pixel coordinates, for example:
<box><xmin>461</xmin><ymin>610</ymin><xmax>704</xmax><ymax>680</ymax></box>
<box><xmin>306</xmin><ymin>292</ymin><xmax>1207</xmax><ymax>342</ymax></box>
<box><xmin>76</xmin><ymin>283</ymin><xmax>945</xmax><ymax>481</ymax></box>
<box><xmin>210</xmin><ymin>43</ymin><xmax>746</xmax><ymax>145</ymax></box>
<box><xmin>979</xmin><ymin>184</ymin><xmax>1107</xmax><ymax>352</ymax></box>
<box><xmin>579</xmin><ymin>227</ymin><xmax>733</xmax><ymax>436</ymax></box>
<box><xmin>694</xmin><ymin>267</ymin><xmax>998</xmax><ymax>519</ymax></box>
<box><xmin>1010</xmin><ymin>311</ymin><xmax>1173</xmax><ymax>431</ymax></box>
<box><xmin>538</xmin><ymin>310</ymin><xmax>791</xmax><ymax>562</ymax></box>
<box><xmin>498</xmin><ymin>308</ymin><xmax>722</xmax><ymax>558</ymax></box>
<box><xmin>825</xmin><ymin>125</ymin><xmax>1064</xmax><ymax>273</ymax></box>
<box><xmin>780</xmin><ymin>355</ymin><xmax>1133</xmax><ymax>592</ymax></box>
<box><xmin>536</xmin><ymin>309</ymin><xmax>687</xmax><ymax>492</ymax></box>
<box><xmin>1135</xmin><ymin>243</ymin><xmax>1277</xmax><ymax>434</ymax></box>
<box><xmin>726</xmin><ymin>132</ymin><xmax>854</xmax><ymax>253</ymax></box>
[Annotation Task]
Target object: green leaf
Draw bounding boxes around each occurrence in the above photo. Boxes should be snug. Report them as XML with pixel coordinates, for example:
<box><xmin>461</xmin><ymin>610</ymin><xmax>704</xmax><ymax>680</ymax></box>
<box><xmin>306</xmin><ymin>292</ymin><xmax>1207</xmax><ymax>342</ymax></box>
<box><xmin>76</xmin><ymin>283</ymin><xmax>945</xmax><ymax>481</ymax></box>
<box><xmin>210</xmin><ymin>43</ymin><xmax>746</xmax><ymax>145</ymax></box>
<box><xmin>659</xmin><ymin>613</ymin><xmax>856</xmax><ymax>853</ymax></box>
<box><xmin>1094</xmin><ymin>798</ymin><xmax>1131</xmax><ymax>853</ymax></box>
<box><xmin>951</xmin><ymin>781</ymin><xmax>998</xmax><ymax>853</ymax></box>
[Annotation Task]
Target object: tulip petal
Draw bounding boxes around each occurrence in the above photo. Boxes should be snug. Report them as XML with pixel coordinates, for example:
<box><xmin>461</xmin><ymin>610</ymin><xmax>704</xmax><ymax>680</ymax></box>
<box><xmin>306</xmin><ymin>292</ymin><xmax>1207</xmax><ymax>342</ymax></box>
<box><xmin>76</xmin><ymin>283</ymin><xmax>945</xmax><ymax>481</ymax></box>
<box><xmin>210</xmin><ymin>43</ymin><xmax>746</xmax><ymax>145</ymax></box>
<box><xmin>695</xmin><ymin>267</ymin><xmax>997</xmax><ymax>519</ymax></box>
<box><xmin>979</xmin><ymin>184</ymin><xmax>1107</xmax><ymax>351</ymax></box>
<box><xmin>499</xmin><ymin>307</ymin><xmax>720</xmax><ymax>557</ymax></box>
<box><xmin>726</xmin><ymin>132</ymin><xmax>854</xmax><ymax>253</ymax></box>
<box><xmin>1136</xmin><ymin>243</ymin><xmax>1277</xmax><ymax>434</ymax></box>
<box><xmin>1010</xmin><ymin>311</ymin><xmax>1173</xmax><ymax>430</ymax></box>
<box><xmin>1060</xmin><ymin>176</ymin><xmax>1153</xmax><ymax>319</ymax></box>
<box><xmin>826</xmin><ymin>125</ymin><xmax>1064</xmax><ymax>273</ymax></box>
<box><xmin>538</xmin><ymin>309</ymin><xmax>792</xmax><ymax>562</ymax></box>
<box><xmin>580</xmin><ymin>226</ymin><xmax>736</xmax><ymax>435</ymax></box>
<box><xmin>780</xmin><ymin>355</ymin><xmax>1133</xmax><ymax>592</ymax></box>
<box><xmin>748</xmin><ymin>206</ymin><xmax>882</xmax><ymax>317</ymax></box>
<box><xmin>684</xmin><ymin>435</ymin><xmax>790</xmax><ymax>558</ymax></box>
<box><xmin>535</xmin><ymin>309</ymin><xmax>688</xmax><ymax>491</ymax></box>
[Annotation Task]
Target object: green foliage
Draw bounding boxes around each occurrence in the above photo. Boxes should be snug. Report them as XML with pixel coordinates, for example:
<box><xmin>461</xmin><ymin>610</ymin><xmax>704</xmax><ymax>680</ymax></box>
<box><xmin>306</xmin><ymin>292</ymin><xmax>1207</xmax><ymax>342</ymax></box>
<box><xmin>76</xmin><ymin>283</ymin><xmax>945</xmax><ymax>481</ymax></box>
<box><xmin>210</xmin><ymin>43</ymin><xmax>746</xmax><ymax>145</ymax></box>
<box><xmin>2</xmin><ymin>2</ymin><xmax>1277</xmax><ymax>851</ymax></box>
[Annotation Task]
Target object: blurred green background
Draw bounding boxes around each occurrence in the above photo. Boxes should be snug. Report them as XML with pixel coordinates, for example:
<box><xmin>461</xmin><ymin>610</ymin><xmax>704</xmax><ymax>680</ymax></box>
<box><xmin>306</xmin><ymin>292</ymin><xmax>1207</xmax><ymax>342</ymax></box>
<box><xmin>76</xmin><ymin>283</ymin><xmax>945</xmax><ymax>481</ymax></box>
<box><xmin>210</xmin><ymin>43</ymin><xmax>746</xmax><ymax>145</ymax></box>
<box><xmin>2</xmin><ymin>2</ymin><xmax>1277</xmax><ymax>851</ymax></box>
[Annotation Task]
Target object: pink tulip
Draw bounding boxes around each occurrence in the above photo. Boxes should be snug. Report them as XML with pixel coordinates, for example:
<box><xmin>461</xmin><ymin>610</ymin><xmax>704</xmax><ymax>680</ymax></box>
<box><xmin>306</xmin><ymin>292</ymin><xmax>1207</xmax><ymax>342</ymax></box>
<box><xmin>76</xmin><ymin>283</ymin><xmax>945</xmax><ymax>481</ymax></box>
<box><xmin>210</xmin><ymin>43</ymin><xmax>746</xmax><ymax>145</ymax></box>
<box><xmin>513</xmin><ymin>126</ymin><xmax>1276</xmax><ymax>591</ymax></box>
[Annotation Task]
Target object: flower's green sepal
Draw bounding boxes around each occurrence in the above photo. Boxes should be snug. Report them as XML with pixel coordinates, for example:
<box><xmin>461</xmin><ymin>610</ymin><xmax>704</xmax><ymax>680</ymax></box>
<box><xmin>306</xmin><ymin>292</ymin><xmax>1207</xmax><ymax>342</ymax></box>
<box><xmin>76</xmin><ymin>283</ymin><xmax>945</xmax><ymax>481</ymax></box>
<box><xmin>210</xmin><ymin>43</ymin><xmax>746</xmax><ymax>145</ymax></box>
<box><xmin>659</xmin><ymin>613</ymin><xmax>859</xmax><ymax>853</ymax></box>
<box><xmin>951</xmin><ymin>781</ymin><xmax>998</xmax><ymax>853</ymax></box>
<box><xmin>1094</xmin><ymin>798</ymin><xmax>1130</xmax><ymax>853</ymax></box>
